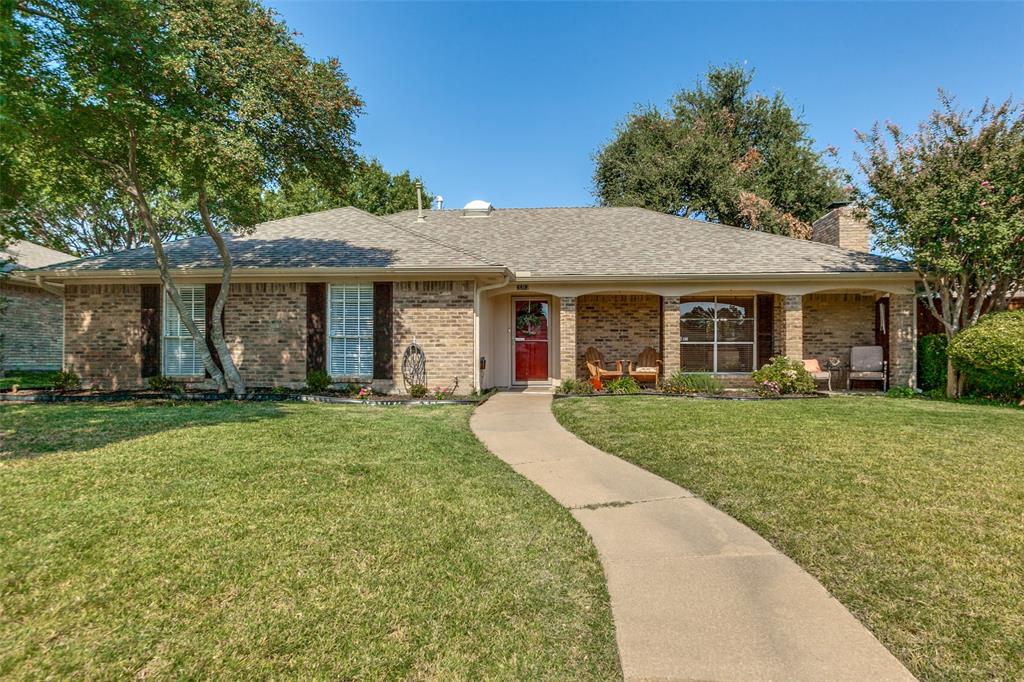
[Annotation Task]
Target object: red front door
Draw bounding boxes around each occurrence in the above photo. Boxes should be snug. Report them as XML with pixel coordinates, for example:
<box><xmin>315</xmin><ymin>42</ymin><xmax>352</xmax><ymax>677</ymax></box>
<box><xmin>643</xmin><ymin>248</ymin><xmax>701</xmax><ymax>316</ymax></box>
<box><xmin>514</xmin><ymin>300</ymin><xmax>549</xmax><ymax>382</ymax></box>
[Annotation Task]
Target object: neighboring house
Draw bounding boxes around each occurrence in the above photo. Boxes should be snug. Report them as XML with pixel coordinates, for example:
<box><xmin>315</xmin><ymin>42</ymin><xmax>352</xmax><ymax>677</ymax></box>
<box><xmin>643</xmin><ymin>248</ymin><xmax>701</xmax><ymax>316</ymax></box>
<box><xmin>28</xmin><ymin>201</ymin><xmax>918</xmax><ymax>392</ymax></box>
<box><xmin>1</xmin><ymin>240</ymin><xmax>76</xmax><ymax>372</ymax></box>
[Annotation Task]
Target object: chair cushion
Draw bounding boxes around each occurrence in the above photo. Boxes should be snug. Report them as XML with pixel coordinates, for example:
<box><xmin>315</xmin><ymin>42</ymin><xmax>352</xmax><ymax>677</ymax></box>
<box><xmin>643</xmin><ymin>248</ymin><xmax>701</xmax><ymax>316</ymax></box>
<box><xmin>850</xmin><ymin>371</ymin><xmax>885</xmax><ymax>379</ymax></box>
<box><xmin>633</xmin><ymin>367</ymin><xmax>658</xmax><ymax>374</ymax></box>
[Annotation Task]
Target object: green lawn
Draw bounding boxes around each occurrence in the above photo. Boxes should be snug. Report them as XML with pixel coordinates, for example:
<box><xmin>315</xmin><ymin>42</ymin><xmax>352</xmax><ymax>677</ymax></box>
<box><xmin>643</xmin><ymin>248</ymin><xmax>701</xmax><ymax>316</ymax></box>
<box><xmin>0</xmin><ymin>402</ymin><xmax>620</xmax><ymax>680</ymax></box>
<box><xmin>553</xmin><ymin>396</ymin><xmax>1023</xmax><ymax>681</ymax></box>
<box><xmin>0</xmin><ymin>370</ymin><xmax>60</xmax><ymax>390</ymax></box>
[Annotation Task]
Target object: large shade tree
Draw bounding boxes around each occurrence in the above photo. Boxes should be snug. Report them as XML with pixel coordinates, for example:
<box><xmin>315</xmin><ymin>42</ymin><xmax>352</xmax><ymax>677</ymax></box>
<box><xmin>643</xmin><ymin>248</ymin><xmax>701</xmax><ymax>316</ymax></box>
<box><xmin>261</xmin><ymin>158</ymin><xmax>431</xmax><ymax>221</ymax></box>
<box><xmin>5</xmin><ymin>0</ymin><xmax>362</xmax><ymax>394</ymax></box>
<box><xmin>593</xmin><ymin>65</ymin><xmax>844</xmax><ymax>237</ymax></box>
<box><xmin>855</xmin><ymin>92</ymin><xmax>1024</xmax><ymax>397</ymax></box>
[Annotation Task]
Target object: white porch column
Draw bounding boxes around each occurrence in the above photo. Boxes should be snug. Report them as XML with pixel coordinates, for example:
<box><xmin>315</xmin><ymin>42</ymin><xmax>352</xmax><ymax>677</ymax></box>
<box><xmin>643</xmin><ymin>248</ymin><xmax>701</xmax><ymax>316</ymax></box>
<box><xmin>780</xmin><ymin>294</ymin><xmax>804</xmax><ymax>361</ymax></box>
<box><xmin>661</xmin><ymin>296</ymin><xmax>680</xmax><ymax>377</ymax></box>
<box><xmin>558</xmin><ymin>296</ymin><xmax>577</xmax><ymax>382</ymax></box>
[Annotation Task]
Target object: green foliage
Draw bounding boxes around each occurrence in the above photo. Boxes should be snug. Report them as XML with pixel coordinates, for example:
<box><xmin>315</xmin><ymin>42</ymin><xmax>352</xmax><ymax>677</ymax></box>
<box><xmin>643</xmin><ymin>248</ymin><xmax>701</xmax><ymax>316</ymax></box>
<box><xmin>855</xmin><ymin>93</ymin><xmax>1024</xmax><ymax>366</ymax></box>
<box><xmin>887</xmin><ymin>386</ymin><xmax>915</xmax><ymax>399</ymax></box>
<box><xmin>408</xmin><ymin>383</ymin><xmax>428</xmax><ymax>398</ymax></box>
<box><xmin>51</xmin><ymin>371</ymin><xmax>82</xmax><ymax>391</ymax></box>
<box><xmin>147</xmin><ymin>375</ymin><xmax>182</xmax><ymax>393</ymax></box>
<box><xmin>918</xmin><ymin>334</ymin><xmax>949</xmax><ymax>392</ymax></box>
<box><xmin>559</xmin><ymin>378</ymin><xmax>594</xmax><ymax>395</ymax></box>
<box><xmin>305</xmin><ymin>370</ymin><xmax>331</xmax><ymax>392</ymax></box>
<box><xmin>947</xmin><ymin>310</ymin><xmax>1024</xmax><ymax>401</ymax></box>
<box><xmin>603</xmin><ymin>377</ymin><xmax>641</xmax><ymax>394</ymax></box>
<box><xmin>751</xmin><ymin>356</ymin><xmax>817</xmax><ymax>395</ymax></box>
<box><xmin>261</xmin><ymin>158</ymin><xmax>431</xmax><ymax>221</ymax></box>
<box><xmin>662</xmin><ymin>372</ymin><xmax>725</xmax><ymax>395</ymax></box>
<box><xmin>594</xmin><ymin>64</ymin><xmax>843</xmax><ymax>237</ymax></box>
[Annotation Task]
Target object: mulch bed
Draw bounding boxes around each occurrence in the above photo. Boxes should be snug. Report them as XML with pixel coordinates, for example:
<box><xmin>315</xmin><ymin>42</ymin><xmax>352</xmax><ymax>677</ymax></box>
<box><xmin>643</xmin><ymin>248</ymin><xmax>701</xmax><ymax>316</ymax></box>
<box><xmin>553</xmin><ymin>390</ymin><xmax>827</xmax><ymax>401</ymax></box>
<box><xmin>0</xmin><ymin>388</ymin><xmax>485</xmax><ymax>406</ymax></box>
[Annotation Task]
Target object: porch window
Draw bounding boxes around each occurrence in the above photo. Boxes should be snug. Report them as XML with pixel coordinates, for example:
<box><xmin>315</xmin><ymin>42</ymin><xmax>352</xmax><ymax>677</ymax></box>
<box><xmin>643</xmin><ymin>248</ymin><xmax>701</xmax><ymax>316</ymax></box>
<box><xmin>163</xmin><ymin>285</ymin><xmax>205</xmax><ymax>376</ymax></box>
<box><xmin>679</xmin><ymin>296</ymin><xmax>755</xmax><ymax>372</ymax></box>
<box><xmin>328</xmin><ymin>283</ymin><xmax>373</xmax><ymax>378</ymax></box>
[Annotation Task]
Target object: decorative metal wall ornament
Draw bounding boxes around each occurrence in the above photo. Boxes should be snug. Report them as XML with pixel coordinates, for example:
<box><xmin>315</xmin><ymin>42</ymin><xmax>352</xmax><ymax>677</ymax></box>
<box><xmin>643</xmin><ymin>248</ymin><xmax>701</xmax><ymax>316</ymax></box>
<box><xmin>402</xmin><ymin>342</ymin><xmax>427</xmax><ymax>392</ymax></box>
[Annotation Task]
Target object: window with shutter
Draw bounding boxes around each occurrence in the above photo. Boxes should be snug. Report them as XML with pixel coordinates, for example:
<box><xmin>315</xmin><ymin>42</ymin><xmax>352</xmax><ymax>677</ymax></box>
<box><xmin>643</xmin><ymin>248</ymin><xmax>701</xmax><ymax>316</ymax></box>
<box><xmin>163</xmin><ymin>286</ymin><xmax>205</xmax><ymax>376</ymax></box>
<box><xmin>328</xmin><ymin>283</ymin><xmax>374</xmax><ymax>379</ymax></box>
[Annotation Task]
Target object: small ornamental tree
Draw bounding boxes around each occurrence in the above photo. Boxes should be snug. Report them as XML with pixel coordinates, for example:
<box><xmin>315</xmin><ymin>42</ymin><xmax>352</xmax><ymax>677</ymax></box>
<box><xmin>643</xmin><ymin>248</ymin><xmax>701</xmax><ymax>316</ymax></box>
<box><xmin>855</xmin><ymin>93</ymin><xmax>1024</xmax><ymax>397</ymax></box>
<box><xmin>593</xmin><ymin>64</ymin><xmax>844</xmax><ymax>237</ymax></box>
<box><xmin>6</xmin><ymin>0</ymin><xmax>362</xmax><ymax>395</ymax></box>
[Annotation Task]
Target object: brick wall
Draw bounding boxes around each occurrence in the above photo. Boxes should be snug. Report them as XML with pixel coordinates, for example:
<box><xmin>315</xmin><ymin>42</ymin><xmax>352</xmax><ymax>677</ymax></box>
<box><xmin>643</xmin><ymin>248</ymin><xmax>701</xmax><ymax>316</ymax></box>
<box><xmin>576</xmin><ymin>294</ymin><xmax>660</xmax><ymax>377</ymax></box>
<box><xmin>64</xmin><ymin>283</ymin><xmax>143</xmax><ymax>389</ymax></box>
<box><xmin>392</xmin><ymin>280</ymin><xmax>474</xmax><ymax>394</ymax></box>
<box><xmin>224</xmin><ymin>282</ymin><xmax>306</xmax><ymax>387</ymax></box>
<box><xmin>802</xmin><ymin>293</ymin><xmax>876</xmax><ymax>366</ymax></box>
<box><xmin>0</xmin><ymin>281</ymin><xmax>64</xmax><ymax>371</ymax></box>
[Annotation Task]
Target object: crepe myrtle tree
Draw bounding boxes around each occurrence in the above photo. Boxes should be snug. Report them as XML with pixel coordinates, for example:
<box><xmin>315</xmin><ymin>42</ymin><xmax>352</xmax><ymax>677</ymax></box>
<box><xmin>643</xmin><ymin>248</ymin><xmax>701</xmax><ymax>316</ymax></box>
<box><xmin>6</xmin><ymin>0</ymin><xmax>362</xmax><ymax>395</ymax></box>
<box><xmin>855</xmin><ymin>92</ymin><xmax>1024</xmax><ymax>397</ymax></box>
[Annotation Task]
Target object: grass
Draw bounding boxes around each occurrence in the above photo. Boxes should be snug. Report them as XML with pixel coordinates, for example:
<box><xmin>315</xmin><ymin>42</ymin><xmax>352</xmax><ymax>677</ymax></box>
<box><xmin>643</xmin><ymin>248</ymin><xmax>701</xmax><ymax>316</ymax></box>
<box><xmin>0</xmin><ymin>370</ymin><xmax>59</xmax><ymax>390</ymax></box>
<box><xmin>553</xmin><ymin>395</ymin><xmax>1024</xmax><ymax>681</ymax></box>
<box><xmin>0</xmin><ymin>402</ymin><xmax>620</xmax><ymax>680</ymax></box>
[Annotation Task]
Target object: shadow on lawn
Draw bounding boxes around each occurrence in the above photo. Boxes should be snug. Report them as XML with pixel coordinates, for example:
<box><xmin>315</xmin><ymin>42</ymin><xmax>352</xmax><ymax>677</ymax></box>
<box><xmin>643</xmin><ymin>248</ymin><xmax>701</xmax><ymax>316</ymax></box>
<box><xmin>0</xmin><ymin>401</ymin><xmax>286</xmax><ymax>461</ymax></box>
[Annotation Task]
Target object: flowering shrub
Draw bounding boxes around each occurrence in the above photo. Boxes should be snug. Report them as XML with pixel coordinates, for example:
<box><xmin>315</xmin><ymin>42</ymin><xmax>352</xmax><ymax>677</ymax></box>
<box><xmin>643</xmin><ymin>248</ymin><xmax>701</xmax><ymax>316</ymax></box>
<box><xmin>751</xmin><ymin>356</ymin><xmax>816</xmax><ymax>395</ymax></box>
<box><xmin>357</xmin><ymin>387</ymin><xmax>372</xmax><ymax>400</ymax></box>
<box><xmin>433</xmin><ymin>386</ymin><xmax>453</xmax><ymax>400</ymax></box>
<box><xmin>756</xmin><ymin>380</ymin><xmax>782</xmax><ymax>397</ymax></box>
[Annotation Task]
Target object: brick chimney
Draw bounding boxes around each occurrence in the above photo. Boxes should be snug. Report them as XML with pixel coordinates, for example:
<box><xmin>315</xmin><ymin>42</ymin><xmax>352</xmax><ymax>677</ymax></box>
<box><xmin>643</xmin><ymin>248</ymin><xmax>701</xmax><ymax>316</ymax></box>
<box><xmin>811</xmin><ymin>202</ymin><xmax>870</xmax><ymax>252</ymax></box>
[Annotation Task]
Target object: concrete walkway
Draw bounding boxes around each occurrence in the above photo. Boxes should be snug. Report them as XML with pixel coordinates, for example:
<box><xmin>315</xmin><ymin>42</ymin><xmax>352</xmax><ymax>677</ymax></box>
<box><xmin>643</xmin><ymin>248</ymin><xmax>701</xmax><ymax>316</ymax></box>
<box><xmin>471</xmin><ymin>391</ymin><xmax>915</xmax><ymax>682</ymax></box>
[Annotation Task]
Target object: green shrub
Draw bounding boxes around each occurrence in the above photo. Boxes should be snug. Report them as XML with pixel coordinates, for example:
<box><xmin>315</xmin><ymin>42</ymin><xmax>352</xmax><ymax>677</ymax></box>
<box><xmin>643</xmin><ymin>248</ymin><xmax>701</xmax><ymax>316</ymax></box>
<box><xmin>408</xmin><ymin>383</ymin><xmax>428</xmax><ymax>398</ymax></box>
<box><xmin>305</xmin><ymin>370</ymin><xmax>331</xmax><ymax>392</ymax></box>
<box><xmin>559</xmin><ymin>378</ymin><xmax>594</xmax><ymax>395</ymax></box>
<box><xmin>887</xmin><ymin>386</ymin><xmax>915</xmax><ymax>399</ymax></box>
<box><xmin>918</xmin><ymin>334</ymin><xmax>948</xmax><ymax>391</ymax></box>
<box><xmin>751</xmin><ymin>356</ymin><xmax>816</xmax><ymax>395</ymax></box>
<box><xmin>604</xmin><ymin>377</ymin><xmax>641</xmax><ymax>394</ymax></box>
<box><xmin>948</xmin><ymin>310</ymin><xmax>1024</xmax><ymax>401</ymax></box>
<box><xmin>147</xmin><ymin>375</ymin><xmax>180</xmax><ymax>392</ymax></box>
<box><xmin>662</xmin><ymin>372</ymin><xmax>724</xmax><ymax>395</ymax></box>
<box><xmin>52</xmin><ymin>371</ymin><xmax>82</xmax><ymax>391</ymax></box>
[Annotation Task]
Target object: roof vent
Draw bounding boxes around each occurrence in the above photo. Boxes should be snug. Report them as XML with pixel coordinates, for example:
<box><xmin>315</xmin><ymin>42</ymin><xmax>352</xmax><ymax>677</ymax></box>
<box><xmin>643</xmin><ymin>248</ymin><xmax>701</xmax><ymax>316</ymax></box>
<box><xmin>462</xmin><ymin>199</ymin><xmax>493</xmax><ymax>217</ymax></box>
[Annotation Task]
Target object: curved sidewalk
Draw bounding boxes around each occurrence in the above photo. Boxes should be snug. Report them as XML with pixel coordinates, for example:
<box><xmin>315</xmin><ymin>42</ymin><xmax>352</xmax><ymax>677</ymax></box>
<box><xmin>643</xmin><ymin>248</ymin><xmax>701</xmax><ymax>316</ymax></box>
<box><xmin>471</xmin><ymin>391</ymin><xmax>915</xmax><ymax>682</ymax></box>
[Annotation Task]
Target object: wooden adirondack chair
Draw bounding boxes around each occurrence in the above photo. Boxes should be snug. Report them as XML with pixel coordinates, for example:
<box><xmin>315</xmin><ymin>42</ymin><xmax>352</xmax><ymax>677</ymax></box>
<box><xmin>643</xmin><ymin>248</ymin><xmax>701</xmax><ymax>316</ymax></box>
<box><xmin>629</xmin><ymin>346</ymin><xmax>662</xmax><ymax>388</ymax></box>
<box><xmin>584</xmin><ymin>347</ymin><xmax>624</xmax><ymax>385</ymax></box>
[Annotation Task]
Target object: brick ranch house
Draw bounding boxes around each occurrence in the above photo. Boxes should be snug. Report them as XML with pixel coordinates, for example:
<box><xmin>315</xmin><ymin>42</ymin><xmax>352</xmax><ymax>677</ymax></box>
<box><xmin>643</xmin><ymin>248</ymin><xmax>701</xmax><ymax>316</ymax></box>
<box><xmin>24</xmin><ymin>201</ymin><xmax>919</xmax><ymax>393</ymax></box>
<box><xmin>1</xmin><ymin>240</ymin><xmax>75</xmax><ymax>372</ymax></box>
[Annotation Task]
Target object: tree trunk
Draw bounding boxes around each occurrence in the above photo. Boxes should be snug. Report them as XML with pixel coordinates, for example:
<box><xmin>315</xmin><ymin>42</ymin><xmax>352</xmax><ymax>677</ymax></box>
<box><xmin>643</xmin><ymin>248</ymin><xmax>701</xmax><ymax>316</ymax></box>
<box><xmin>197</xmin><ymin>185</ymin><xmax>247</xmax><ymax>397</ymax></box>
<box><xmin>118</xmin><ymin>130</ymin><xmax>228</xmax><ymax>391</ymax></box>
<box><xmin>945</xmin><ymin>356</ymin><xmax>960</xmax><ymax>399</ymax></box>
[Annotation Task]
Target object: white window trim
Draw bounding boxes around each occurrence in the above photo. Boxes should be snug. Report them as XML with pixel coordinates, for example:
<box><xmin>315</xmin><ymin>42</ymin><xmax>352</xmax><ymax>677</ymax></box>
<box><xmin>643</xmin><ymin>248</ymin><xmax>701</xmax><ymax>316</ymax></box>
<box><xmin>162</xmin><ymin>285</ymin><xmax>206</xmax><ymax>378</ymax></box>
<box><xmin>327</xmin><ymin>283</ymin><xmax>374</xmax><ymax>380</ymax></box>
<box><xmin>680</xmin><ymin>296</ymin><xmax>757</xmax><ymax>374</ymax></box>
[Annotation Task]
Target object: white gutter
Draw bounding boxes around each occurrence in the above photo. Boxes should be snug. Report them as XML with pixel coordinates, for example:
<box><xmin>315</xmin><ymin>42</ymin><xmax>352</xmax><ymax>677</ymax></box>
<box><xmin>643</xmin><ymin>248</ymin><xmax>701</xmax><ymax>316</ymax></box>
<box><xmin>473</xmin><ymin>272</ymin><xmax>512</xmax><ymax>392</ymax></box>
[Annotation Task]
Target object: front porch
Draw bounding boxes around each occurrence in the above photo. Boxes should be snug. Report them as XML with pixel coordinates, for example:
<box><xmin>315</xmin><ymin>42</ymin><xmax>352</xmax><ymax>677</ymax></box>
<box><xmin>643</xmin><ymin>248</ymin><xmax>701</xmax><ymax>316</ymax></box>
<box><xmin>478</xmin><ymin>287</ymin><xmax>917</xmax><ymax>391</ymax></box>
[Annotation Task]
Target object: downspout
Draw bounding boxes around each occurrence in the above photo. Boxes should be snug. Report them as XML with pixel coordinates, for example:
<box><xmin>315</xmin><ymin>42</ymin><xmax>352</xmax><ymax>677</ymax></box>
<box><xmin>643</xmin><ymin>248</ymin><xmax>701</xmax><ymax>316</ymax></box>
<box><xmin>473</xmin><ymin>271</ymin><xmax>512</xmax><ymax>392</ymax></box>
<box><xmin>33</xmin><ymin>276</ymin><xmax>65</xmax><ymax>296</ymax></box>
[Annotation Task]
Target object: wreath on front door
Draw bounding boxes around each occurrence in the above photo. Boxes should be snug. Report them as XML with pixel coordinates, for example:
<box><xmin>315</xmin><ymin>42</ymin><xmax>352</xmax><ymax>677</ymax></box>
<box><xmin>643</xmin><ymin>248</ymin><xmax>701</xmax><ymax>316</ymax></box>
<box><xmin>516</xmin><ymin>304</ymin><xmax>544</xmax><ymax>337</ymax></box>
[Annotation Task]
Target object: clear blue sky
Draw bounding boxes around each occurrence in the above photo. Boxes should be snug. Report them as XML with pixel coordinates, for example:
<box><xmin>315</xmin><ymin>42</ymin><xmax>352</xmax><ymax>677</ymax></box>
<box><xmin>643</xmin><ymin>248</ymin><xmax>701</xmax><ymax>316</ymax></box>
<box><xmin>268</xmin><ymin>1</ymin><xmax>1022</xmax><ymax>210</ymax></box>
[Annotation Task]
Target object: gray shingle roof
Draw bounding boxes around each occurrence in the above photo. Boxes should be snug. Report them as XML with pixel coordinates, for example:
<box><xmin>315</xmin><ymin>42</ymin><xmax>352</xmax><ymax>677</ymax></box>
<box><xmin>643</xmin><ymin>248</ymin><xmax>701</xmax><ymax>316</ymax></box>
<box><xmin>2</xmin><ymin>240</ymin><xmax>75</xmax><ymax>272</ymax></box>
<box><xmin>382</xmin><ymin>207</ymin><xmax>910</xmax><ymax>276</ymax></box>
<box><xmin>38</xmin><ymin>207</ymin><xmax>498</xmax><ymax>273</ymax></box>
<box><xmin>32</xmin><ymin>205</ymin><xmax>910</xmax><ymax>277</ymax></box>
